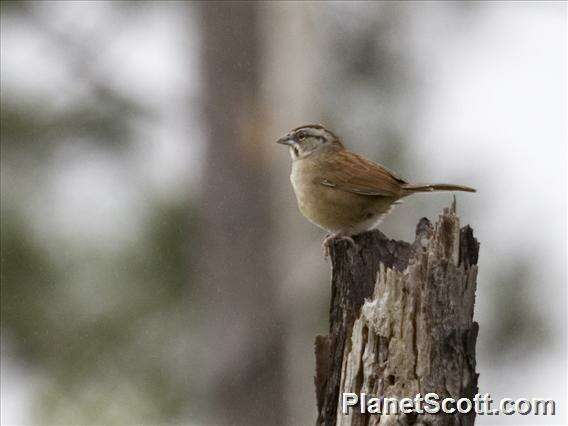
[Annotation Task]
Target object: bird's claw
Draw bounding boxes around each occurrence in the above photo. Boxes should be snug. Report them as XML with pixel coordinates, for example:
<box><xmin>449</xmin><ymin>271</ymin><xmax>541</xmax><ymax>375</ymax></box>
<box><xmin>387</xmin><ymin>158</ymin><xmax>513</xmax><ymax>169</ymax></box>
<box><xmin>322</xmin><ymin>233</ymin><xmax>357</xmax><ymax>258</ymax></box>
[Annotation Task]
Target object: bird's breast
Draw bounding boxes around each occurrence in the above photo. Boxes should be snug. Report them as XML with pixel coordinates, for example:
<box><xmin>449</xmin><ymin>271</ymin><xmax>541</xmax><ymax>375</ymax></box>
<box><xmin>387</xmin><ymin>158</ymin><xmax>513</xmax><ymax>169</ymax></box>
<box><xmin>290</xmin><ymin>160</ymin><xmax>392</xmax><ymax>233</ymax></box>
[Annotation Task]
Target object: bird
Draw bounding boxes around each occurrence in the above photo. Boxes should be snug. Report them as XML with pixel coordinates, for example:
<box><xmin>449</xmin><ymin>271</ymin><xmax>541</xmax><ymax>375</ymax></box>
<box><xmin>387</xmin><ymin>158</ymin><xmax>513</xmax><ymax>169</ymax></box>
<box><xmin>276</xmin><ymin>124</ymin><xmax>476</xmax><ymax>255</ymax></box>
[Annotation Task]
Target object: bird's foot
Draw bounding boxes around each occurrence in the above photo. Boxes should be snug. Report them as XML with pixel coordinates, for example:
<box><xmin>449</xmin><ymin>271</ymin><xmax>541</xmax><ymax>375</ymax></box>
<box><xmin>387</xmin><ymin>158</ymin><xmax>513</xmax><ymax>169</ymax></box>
<box><xmin>322</xmin><ymin>233</ymin><xmax>356</xmax><ymax>258</ymax></box>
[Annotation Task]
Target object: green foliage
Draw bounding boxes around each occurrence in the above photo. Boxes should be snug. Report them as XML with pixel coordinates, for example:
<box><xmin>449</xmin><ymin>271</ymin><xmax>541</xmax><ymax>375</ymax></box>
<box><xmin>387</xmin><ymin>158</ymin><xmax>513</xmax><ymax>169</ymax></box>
<box><xmin>1</xmin><ymin>4</ymin><xmax>197</xmax><ymax>420</ymax></box>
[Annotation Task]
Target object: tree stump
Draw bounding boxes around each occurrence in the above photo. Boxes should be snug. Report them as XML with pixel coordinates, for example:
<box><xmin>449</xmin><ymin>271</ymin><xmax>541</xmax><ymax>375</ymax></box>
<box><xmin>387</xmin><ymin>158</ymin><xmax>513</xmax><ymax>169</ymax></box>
<box><xmin>315</xmin><ymin>201</ymin><xmax>479</xmax><ymax>426</ymax></box>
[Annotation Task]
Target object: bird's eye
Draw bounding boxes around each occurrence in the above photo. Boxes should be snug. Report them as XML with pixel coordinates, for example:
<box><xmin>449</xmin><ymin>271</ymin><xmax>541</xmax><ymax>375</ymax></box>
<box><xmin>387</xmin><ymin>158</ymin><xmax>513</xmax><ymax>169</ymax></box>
<box><xmin>297</xmin><ymin>132</ymin><xmax>306</xmax><ymax>141</ymax></box>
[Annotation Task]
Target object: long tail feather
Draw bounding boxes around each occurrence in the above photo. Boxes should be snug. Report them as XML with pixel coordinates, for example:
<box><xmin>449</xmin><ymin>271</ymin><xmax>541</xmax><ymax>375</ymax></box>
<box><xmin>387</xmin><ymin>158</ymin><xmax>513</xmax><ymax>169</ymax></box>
<box><xmin>403</xmin><ymin>183</ymin><xmax>476</xmax><ymax>193</ymax></box>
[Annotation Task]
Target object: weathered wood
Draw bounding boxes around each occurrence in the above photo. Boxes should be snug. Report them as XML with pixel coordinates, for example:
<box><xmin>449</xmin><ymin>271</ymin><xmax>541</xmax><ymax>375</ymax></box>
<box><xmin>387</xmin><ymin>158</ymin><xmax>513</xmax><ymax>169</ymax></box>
<box><xmin>315</xmin><ymin>202</ymin><xmax>479</xmax><ymax>425</ymax></box>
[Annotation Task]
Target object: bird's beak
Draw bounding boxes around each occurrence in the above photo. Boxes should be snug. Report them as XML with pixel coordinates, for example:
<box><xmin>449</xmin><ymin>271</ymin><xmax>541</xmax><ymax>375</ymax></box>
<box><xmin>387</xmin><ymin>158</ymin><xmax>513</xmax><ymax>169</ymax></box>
<box><xmin>276</xmin><ymin>134</ymin><xmax>295</xmax><ymax>146</ymax></box>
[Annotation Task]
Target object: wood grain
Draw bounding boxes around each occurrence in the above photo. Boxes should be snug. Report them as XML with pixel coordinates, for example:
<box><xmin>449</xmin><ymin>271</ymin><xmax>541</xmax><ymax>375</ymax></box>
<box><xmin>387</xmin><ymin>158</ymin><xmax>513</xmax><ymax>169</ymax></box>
<box><xmin>315</xmin><ymin>202</ymin><xmax>479</xmax><ymax>426</ymax></box>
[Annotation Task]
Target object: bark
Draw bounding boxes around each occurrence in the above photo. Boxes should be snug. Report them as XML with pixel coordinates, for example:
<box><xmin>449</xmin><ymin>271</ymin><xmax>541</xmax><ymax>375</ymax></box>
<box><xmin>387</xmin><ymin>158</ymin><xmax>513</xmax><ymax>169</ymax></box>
<box><xmin>315</xmin><ymin>201</ymin><xmax>479</xmax><ymax>426</ymax></box>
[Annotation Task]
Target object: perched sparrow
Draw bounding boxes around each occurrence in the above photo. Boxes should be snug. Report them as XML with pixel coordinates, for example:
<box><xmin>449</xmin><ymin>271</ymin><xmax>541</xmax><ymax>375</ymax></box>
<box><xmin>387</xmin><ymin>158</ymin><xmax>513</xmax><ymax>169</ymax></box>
<box><xmin>276</xmin><ymin>124</ymin><xmax>475</xmax><ymax>255</ymax></box>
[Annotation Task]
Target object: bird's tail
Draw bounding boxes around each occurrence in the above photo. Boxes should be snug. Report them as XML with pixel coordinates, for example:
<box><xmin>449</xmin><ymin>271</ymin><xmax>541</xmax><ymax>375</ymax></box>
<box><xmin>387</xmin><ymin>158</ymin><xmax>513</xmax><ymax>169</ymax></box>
<box><xmin>403</xmin><ymin>183</ymin><xmax>476</xmax><ymax>193</ymax></box>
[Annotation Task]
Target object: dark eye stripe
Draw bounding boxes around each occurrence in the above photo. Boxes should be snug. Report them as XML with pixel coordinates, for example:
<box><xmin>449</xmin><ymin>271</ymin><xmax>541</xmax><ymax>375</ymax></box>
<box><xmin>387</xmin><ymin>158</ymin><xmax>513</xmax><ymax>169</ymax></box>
<box><xmin>297</xmin><ymin>133</ymin><xmax>327</xmax><ymax>143</ymax></box>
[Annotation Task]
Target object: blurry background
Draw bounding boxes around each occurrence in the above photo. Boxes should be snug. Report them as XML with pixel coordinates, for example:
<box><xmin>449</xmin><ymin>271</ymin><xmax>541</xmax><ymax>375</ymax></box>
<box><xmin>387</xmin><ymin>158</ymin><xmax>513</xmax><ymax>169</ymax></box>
<box><xmin>1</xmin><ymin>1</ymin><xmax>565</xmax><ymax>425</ymax></box>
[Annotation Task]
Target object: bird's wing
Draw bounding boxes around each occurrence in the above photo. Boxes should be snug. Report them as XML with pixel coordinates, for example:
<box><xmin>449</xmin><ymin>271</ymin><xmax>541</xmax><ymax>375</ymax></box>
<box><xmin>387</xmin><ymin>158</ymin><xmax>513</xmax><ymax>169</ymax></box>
<box><xmin>317</xmin><ymin>150</ymin><xmax>407</xmax><ymax>197</ymax></box>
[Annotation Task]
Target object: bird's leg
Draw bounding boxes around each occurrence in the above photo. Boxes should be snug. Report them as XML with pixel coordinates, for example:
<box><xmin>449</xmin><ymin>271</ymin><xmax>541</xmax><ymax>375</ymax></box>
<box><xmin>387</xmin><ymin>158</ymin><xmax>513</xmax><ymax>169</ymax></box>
<box><xmin>322</xmin><ymin>232</ymin><xmax>357</xmax><ymax>257</ymax></box>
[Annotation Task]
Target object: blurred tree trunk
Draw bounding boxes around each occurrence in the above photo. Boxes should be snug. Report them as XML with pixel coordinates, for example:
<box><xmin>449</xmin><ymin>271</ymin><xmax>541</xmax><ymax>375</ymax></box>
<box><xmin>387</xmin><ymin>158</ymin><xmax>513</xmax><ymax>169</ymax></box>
<box><xmin>315</xmin><ymin>204</ymin><xmax>479</xmax><ymax>425</ymax></box>
<box><xmin>195</xmin><ymin>2</ymin><xmax>284</xmax><ymax>425</ymax></box>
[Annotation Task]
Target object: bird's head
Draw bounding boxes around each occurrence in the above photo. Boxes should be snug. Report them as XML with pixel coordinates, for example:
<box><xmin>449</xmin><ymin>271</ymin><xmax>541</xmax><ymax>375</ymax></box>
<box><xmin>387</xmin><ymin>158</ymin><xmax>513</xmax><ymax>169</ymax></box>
<box><xmin>276</xmin><ymin>124</ymin><xmax>344</xmax><ymax>160</ymax></box>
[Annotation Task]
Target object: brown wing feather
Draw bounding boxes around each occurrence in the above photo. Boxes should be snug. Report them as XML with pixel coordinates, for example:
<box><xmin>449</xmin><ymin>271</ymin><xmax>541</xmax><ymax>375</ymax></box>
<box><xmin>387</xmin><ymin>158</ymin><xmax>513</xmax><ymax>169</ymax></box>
<box><xmin>316</xmin><ymin>150</ymin><xmax>406</xmax><ymax>197</ymax></box>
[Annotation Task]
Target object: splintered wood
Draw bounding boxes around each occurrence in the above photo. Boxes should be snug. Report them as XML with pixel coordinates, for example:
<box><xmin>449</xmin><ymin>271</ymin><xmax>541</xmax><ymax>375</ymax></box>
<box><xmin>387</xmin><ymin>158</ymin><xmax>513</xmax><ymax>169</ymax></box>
<box><xmin>315</xmin><ymin>202</ymin><xmax>479</xmax><ymax>426</ymax></box>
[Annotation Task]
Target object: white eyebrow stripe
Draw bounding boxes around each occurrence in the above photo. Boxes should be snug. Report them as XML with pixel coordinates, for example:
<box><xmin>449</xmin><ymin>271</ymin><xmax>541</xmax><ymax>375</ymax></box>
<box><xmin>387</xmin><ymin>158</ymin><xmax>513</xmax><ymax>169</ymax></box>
<box><xmin>300</xmin><ymin>127</ymin><xmax>328</xmax><ymax>139</ymax></box>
